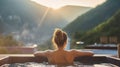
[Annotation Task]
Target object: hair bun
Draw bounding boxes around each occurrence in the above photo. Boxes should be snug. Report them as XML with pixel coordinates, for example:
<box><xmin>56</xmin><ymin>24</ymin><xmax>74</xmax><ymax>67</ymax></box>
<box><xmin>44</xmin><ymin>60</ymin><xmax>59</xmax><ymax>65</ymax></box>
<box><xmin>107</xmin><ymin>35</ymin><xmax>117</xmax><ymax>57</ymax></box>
<box><xmin>52</xmin><ymin>28</ymin><xmax>67</xmax><ymax>48</ymax></box>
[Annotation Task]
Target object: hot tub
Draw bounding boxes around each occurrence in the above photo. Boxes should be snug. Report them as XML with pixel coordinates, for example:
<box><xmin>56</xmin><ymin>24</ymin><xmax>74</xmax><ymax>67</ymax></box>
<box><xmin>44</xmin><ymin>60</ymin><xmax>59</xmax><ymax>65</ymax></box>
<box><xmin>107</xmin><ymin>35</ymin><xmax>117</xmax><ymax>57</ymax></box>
<box><xmin>0</xmin><ymin>55</ymin><xmax>120</xmax><ymax>67</ymax></box>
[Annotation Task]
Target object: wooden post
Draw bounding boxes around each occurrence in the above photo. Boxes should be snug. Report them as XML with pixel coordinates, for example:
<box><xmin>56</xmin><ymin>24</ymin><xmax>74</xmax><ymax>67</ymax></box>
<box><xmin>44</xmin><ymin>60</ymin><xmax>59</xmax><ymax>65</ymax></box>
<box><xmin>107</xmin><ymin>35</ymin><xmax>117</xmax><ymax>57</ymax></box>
<box><xmin>118</xmin><ymin>44</ymin><xmax>120</xmax><ymax>58</ymax></box>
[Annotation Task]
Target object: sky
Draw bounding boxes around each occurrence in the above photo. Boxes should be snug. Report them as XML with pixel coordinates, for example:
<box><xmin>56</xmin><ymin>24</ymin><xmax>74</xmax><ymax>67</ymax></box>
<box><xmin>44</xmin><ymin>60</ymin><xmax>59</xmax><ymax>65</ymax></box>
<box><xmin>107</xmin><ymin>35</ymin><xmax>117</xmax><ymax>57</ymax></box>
<box><xmin>31</xmin><ymin>0</ymin><xmax>106</xmax><ymax>9</ymax></box>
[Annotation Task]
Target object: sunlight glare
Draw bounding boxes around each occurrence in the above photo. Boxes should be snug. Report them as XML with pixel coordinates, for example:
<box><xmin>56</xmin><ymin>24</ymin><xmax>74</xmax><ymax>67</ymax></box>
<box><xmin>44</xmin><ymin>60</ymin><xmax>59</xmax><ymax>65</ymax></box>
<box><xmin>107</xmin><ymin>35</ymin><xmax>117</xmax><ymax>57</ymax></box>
<box><xmin>31</xmin><ymin>0</ymin><xmax>65</xmax><ymax>9</ymax></box>
<box><xmin>38</xmin><ymin>8</ymin><xmax>49</xmax><ymax>27</ymax></box>
<box><xmin>33</xmin><ymin>44</ymin><xmax>38</xmax><ymax>47</ymax></box>
<box><xmin>31</xmin><ymin>0</ymin><xmax>106</xmax><ymax>9</ymax></box>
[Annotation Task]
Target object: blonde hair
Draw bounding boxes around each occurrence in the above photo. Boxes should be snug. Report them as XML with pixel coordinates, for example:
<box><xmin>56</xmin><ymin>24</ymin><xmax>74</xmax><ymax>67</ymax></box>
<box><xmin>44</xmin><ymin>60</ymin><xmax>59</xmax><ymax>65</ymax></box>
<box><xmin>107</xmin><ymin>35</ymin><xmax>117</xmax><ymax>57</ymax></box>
<box><xmin>52</xmin><ymin>28</ymin><xmax>67</xmax><ymax>49</ymax></box>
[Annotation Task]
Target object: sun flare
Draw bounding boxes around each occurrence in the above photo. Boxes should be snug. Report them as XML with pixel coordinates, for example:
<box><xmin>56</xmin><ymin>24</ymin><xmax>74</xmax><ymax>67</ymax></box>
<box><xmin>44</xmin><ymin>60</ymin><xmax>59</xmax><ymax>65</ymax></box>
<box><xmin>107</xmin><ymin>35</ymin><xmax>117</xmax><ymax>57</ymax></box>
<box><xmin>31</xmin><ymin>0</ymin><xmax>65</xmax><ymax>9</ymax></box>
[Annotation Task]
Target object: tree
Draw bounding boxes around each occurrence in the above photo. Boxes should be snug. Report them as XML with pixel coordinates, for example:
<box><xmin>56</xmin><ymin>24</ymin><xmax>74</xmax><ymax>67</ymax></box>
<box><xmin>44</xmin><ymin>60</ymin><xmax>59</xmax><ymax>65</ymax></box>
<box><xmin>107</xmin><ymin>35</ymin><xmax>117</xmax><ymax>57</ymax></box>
<box><xmin>0</xmin><ymin>34</ymin><xmax>23</xmax><ymax>46</ymax></box>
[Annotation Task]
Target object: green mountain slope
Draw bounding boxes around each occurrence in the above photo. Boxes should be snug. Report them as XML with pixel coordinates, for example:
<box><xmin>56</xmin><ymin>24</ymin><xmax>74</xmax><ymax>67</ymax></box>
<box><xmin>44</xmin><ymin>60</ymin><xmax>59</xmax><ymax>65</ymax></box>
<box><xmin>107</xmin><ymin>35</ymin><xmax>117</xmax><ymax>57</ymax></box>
<box><xmin>64</xmin><ymin>0</ymin><xmax>120</xmax><ymax>35</ymax></box>
<box><xmin>80</xmin><ymin>10</ymin><xmax>120</xmax><ymax>44</ymax></box>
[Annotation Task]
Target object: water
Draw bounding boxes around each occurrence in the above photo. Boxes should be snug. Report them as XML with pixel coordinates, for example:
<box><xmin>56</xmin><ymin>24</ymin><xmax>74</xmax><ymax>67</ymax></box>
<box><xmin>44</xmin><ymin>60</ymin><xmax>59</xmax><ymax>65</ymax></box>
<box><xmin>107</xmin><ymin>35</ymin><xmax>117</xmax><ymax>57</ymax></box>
<box><xmin>91</xmin><ymin>49</ymin><xmax>117</xmax><ymax>55</ymax></box>
<box><xmin>65</xmin><ymin>42</ymin><xmax>117</xmax><ymax>55</ymax></box>
<box><xmin>1</xmin><ymin>62</ymin><xmax>118</xmax><ymax>67</ymax></box>
<box><xmin>80</xmin><ymin>49</ymin><xmax>117</xmax><ymax>55</ymax></box>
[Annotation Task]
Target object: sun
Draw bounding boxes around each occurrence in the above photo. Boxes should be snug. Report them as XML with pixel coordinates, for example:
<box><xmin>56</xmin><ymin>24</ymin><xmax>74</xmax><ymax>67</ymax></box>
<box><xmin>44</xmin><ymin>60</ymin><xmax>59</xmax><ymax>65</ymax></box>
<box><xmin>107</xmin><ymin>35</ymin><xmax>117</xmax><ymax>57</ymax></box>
<box><xmin>31</xmin><ymin>0</ymin><xmax>64</xmax><ymax>10</ymax></box>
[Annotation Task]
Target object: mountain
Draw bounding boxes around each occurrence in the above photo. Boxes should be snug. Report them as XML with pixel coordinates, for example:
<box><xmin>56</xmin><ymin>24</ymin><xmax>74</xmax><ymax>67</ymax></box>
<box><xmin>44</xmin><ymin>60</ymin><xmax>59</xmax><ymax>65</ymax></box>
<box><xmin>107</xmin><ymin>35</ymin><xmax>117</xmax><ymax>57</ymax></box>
<box><xmin>57</xmin><ymin>5</ymin><xmax>91</xmax><ymax>22</ymax></box>
<box><xmin>64</xmin><ymin>0</ymin><xmax>120</xmax><ymax>35</ymax></box>
<box><xmin>80</xmin><ymin>10</ymin><xmax>120</xmax><ymax>44</ymax></box>
<box><xmin>0</xmin><ymin>0</ymin><xmax>67</xmax><ymax>44</ymax></box>
<box><xmin>0</xmin><ymin>0</ymin><xmax>91</xmax><ymax>45</ymax></box>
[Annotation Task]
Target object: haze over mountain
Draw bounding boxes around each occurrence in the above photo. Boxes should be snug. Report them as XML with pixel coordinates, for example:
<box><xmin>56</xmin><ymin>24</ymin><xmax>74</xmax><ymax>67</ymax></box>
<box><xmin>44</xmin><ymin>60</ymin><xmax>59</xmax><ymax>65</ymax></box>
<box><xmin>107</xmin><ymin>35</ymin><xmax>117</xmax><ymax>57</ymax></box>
<box><xmin>64</xmin><ymin>0</ymin><xmax>120</xmax><ymax>35</ymax></box>
<box><xmin>0</xmin><ymin>0</ymin><xmax>66</xmax><ymax>44</ymax></box>
<box><xmin>0</xmin><ymin>0</ymin><xmax>90</xmax><ymax>45</ymax></box>
<box><xmin>57</xmin><ymin>5</ymin><xmax>91</xmax><ymax>22</ymax></box>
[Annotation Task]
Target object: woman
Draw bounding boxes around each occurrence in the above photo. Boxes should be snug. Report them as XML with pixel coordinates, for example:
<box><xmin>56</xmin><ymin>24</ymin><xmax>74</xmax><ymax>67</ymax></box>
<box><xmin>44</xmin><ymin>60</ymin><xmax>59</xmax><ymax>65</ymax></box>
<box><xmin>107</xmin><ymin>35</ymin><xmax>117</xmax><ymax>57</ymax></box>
<box><xmin>34</xmin><ymin>28</ymin><xmax>94</xmax><ymax>65</ymax></box>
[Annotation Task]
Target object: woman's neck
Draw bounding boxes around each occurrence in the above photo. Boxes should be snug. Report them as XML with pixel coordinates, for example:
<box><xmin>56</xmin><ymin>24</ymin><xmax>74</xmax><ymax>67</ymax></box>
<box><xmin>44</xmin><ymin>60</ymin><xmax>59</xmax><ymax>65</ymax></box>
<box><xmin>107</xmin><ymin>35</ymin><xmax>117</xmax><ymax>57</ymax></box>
<box><xmin>57</xmin><ymin>47</ymin><xmax>65</xmax><ymax>51</ymax></box>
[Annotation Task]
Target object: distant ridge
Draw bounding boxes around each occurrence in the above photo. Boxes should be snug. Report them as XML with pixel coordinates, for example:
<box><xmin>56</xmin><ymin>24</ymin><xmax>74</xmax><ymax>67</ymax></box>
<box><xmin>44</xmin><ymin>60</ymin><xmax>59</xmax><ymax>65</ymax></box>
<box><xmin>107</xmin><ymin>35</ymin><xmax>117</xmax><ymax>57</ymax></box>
<box><xmin>57</xmin><ymin>5</ymin><xmax>91</xmax><ymax>22</ymax></box>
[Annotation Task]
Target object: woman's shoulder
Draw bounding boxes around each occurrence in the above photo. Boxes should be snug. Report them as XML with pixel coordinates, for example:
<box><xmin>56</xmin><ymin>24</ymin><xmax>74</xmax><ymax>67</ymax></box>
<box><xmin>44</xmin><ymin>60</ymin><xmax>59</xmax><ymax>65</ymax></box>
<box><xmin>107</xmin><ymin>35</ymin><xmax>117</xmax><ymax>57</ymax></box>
<box><xmin>64</xmin><ymin>49</ymin><xmax>78</xmax><ymax>54</ymax></box>
<box><xmin>67</xmin><ymin>49</ymin><xmax>83</xmax><ymax>55</ymax></box>
<box><xmin>69</xmin><ymin>49</ymin><xmax>94</xmax><ymax>57</ymax></box>
<box><xmin>69</xmin><ymin>49</ymin><xmax>82</xmax><ymax>52</ymax></box>
<box><xmin>45</xmin><ymin>49</ymin><xmax>53</xmax><ymax>51</ymax></box>
<box><xmin>34</xmin><ymin>50</ymin><xmax>54</xmax><ymax>54</ymax></box>
<box><xmin>34</xmin><ymin>50</ymin><xmax>54</xmax><ymax>57</ymax></box>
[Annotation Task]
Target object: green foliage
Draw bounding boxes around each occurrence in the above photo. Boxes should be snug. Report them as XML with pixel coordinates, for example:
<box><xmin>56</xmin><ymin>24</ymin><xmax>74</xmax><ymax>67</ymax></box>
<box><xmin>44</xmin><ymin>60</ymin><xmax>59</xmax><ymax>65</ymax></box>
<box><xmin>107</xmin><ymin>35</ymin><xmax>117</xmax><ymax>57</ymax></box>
<box><xmin>72</xmin><ymin>10</ymin><xmax>120</xmax><ymax>45</ymax></box>
<box><xmin>0</xmin><ymin>48</ymin><xmax>8</xmax><ymax>54</ymax></box>
<box><xmin>0</xmin><ymin>34</ymin><xmax>24</xmax><ymax>54</ymax></box>
<box><xmin>72</xmin><ymin>31</ymin><xmax>84</xmax><ymax>40</ymax></box>
<box><xmin>0</xmin><ymin>35</ymin><xmax>23</xmax><ymax>46</ymax></box>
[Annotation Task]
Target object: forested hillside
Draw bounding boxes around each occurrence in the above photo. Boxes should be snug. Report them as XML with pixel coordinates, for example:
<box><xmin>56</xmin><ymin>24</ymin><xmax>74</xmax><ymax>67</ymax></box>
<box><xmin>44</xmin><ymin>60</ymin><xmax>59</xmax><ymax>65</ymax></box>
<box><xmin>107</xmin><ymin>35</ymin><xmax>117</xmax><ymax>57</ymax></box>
<box><xmin>72</xmin><ymin>10</ymin><xmax>120</xmax><ymax>45</ymax></box>
<box><xmin>64</xmin><ymin>0</ymin><xmax>120</xmax><ymax>35</ymax></box>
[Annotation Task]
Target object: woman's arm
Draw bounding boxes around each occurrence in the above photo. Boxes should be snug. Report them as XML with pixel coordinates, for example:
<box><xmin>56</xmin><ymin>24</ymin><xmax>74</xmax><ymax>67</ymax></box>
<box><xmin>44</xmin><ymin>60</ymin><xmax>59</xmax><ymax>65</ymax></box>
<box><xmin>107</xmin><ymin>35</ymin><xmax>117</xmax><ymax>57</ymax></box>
<box><xmin>72</xmin><ymin>50</ymin><xmax>94</xmax><ymax>57</ymax></box>
<box><xmin>34</xmin><ymin>50</ymin><xmax>52</xmax><ymax>57</ymax></box>
<box><xmin>34</xmin><ymin>51</ymin><xmax>47</xmax><ymax>57</ymax></box>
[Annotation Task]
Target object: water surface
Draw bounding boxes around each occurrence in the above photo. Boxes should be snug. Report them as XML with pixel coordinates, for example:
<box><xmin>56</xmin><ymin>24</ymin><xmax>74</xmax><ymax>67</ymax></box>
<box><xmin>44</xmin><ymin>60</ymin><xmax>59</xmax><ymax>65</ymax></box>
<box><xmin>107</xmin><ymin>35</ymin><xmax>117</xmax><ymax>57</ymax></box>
<box><xmin>1</xmin><ymin>62</ymin><xmax>118</xmax><ymax>67</ymax></box>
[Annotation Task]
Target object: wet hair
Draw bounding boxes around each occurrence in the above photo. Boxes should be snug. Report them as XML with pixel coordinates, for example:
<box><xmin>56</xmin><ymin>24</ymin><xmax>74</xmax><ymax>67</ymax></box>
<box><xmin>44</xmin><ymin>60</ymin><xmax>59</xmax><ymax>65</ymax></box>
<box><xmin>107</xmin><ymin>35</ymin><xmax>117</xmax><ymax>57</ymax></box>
<box><xmin>52</xmin><ymin>28</ymin><xmax>67</xmax><ymax>48</ymax></box>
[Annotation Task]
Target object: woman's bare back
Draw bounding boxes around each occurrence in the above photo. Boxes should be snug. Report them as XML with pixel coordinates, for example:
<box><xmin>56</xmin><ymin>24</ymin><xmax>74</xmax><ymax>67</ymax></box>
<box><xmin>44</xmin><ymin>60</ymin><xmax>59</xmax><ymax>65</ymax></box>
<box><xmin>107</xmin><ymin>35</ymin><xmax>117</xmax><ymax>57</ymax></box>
<box><xmin>46</xmin><ymin>50</ymin><xmax>74</xmax><ymax>65</ymax></box>
<box><xmin>34</xmin><ymin>49</ymin><xmax>93</xmax><ymax>65</ymax></box>
<box><xmin>40</xmin><ymin>49</ymin><xmax>93</xmax><ymax>65</ymax></box>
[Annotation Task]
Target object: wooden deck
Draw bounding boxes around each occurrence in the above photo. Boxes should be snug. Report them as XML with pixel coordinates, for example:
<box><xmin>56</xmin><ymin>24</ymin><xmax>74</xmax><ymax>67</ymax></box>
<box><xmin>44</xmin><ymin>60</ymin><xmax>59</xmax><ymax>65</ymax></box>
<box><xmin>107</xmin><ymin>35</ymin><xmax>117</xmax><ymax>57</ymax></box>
<box><xmin>0</xmin><ymin>55</ymin><xmax>8</xmax><ymax>60</ymax></box>
<box><xmin>0</xmin><ymin>54</ymin><xmax>117</xmax><ymax>60</ymax></box>
<box><xmin>0</xmin><ymin>54</ymin><xmax>120</xmax><ymax>66</ymax></box>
